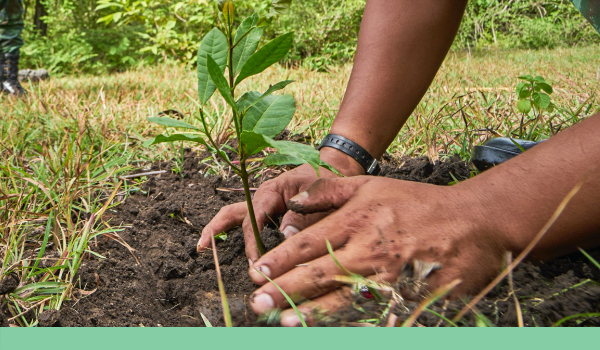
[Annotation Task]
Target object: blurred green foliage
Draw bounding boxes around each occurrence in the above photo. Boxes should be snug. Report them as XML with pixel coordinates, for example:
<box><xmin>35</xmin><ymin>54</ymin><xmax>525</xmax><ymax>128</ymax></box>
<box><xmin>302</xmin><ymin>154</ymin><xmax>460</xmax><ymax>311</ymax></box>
<box><xmin>18</xmin><ymin>0</ymin><xmax>600</xmax><ymax>75</ymax></box>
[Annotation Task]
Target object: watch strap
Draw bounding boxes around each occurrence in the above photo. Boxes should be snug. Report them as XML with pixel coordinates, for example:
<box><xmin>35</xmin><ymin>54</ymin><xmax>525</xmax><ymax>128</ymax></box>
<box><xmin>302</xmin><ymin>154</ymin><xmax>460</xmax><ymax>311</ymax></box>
<box><xmin>318</xmin><ymin>134</ymin><xmax>381</xmax><ymax>175</ymax></box>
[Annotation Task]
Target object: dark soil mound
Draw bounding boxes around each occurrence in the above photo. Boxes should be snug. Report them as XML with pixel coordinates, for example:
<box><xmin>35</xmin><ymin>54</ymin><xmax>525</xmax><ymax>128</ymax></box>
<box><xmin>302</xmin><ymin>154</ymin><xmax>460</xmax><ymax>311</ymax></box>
<box><xmin>36</xmin><ymin>151</ymin><xmax>600</xmax><ymax>327</ymax></box>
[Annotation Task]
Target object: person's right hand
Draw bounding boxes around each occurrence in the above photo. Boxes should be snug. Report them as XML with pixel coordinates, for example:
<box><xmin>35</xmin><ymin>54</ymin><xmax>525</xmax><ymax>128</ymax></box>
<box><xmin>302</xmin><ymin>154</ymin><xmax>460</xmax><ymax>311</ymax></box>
<box><xmin>196</xmin><ymin>147</ymin><xmax>365</xmax><ymax>262</ymax></box>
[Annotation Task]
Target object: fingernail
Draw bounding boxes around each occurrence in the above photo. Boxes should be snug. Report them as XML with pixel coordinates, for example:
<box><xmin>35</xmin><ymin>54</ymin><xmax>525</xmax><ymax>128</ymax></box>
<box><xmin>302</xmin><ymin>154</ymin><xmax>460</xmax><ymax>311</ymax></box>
<box><xmin>289</xmin><ymin>191</ymin><xmax>308</xmax><ymax>204</ymax></box>
<box><xmin>258</xmin><ymin>265</ymin><xmax>271</xmax><ymax>278</ymax></box>
<box><xmin>249</xmin><ymin>265</ymin><xmax>271</xmax><ymax>281</ymax></box>
<box><xmin>281</xmin><ymin>313</ymin><xmax>306</xmax><ymax>327</ymax></box>
<box><xmin>251</xmin><ymin>293</ymin><xmax>274</xmax><ymax>313</ymax></box>
<box><xmin>281</xmin><ymin>225</ymin><xmax>300</xmax><ymax>239</ymax></box>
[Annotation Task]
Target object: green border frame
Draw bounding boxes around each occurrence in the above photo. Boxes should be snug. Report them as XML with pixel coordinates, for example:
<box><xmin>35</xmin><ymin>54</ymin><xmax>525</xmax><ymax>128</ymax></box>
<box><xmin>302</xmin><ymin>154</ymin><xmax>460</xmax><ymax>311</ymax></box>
<box><xmin>1</xmin><ymin>328</ymin><xmax>598</xmax><ymax>350</ymax></box>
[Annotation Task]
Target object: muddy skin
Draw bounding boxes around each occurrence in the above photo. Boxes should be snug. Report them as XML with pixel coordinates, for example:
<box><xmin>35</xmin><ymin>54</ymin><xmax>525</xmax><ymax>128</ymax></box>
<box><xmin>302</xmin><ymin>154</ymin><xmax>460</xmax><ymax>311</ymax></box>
<box><xmin>13</xmin><ymin>148</ymin><xmax>598</xmax><ymax>327</ymax></box>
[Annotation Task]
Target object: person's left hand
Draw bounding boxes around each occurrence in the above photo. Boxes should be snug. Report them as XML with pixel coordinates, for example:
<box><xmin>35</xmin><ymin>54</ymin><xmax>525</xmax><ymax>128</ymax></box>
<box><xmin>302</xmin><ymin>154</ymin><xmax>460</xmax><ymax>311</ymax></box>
<box><xmin>246</xmin><ymin>176</ymin><xmax>518</xmax><ymax>326</ymax></box>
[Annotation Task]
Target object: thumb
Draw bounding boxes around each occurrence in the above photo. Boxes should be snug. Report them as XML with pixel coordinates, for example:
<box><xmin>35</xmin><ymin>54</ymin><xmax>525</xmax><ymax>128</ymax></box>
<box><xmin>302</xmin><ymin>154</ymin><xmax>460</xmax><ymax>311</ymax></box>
<box><xmin>286</xmin><ymin>176</ymin><xmax>371</xmax><ymax>214</ymax></box>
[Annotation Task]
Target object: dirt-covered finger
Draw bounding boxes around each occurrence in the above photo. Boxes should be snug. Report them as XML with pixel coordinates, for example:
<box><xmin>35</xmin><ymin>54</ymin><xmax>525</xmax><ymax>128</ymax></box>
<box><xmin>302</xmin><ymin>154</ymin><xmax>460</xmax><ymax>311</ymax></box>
<box><xmin>279</xmin><ymin>272</ymin><xmax>396</xmax><ymax>326</ymax></box>
<box><xmin>280</xmin><ymin>286</ymin><xmax>354</xmax><ymax>326</ymax></box>
<box><xmin>197</xmin><ymin>202</ymin><xmax>247</xmax><ymax>252</ymax></box>
<box><xmin>248</xmin><ymin>209</ymin><xmax>357</xmax><ymax>284</ymax></box>
<box><xmin>250</xmin><ymin>247</ymin><xmax>389</xmax><ymax>314</ymax></box>
<box><xmin>279</xmin><ymin>210</ymin><xmax>330</xmax><ymax>239</ymax></box>
<box><xmin>286</xmin><ymin>177</ymin><xmax>371</xmax><ymax>214</ymax></box>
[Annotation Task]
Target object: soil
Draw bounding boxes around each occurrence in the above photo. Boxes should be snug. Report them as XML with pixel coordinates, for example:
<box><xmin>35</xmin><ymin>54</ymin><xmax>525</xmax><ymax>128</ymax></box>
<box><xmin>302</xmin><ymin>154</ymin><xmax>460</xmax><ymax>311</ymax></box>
<box><xmin>26</xmin><ymin>149</ymin><xmax>600</xmax><ymax>327</ymax></box>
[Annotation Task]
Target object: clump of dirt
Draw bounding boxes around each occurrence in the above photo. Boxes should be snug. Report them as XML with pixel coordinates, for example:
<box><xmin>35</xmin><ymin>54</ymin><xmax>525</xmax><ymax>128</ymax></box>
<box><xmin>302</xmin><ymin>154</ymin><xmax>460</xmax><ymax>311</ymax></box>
<box><xmin>31</xmin><ymin>150</ymin><xmax>600</xmax><ymax>327</ymax></box>
<box><xmin>0</xmin><ymin>273</ymin><xmax>19</xmax><ymax>295</ymax></box>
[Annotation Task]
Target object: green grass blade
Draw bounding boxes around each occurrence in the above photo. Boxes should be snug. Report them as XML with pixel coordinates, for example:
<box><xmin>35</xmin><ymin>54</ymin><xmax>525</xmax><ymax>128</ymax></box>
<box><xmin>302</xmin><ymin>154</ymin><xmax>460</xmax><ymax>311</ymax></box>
<box><xmin>27</xmin><ymin>210</ymin><xmax>53</xmax><ymax>279</ymax></box>
<box><xmin>579</xmin><ymin>248</ymin><xmax>600</xmax><ymax>270</ymax></box>
<box><xmin>509</xmin><ymin>138</ymin><xmax>527</xmax><ymax>152</ymax></box>
<box><xmin>553</xmin><ymin>313</ymin><xmax>600</xmax><ymax>327</ymax></box>
<box><xmin>326</xmin><ymin>239</ymin><xmax>354</xmax><ymax>276</ymax></box>
<box><xmin>253</xmin><ymin>268</ymin><xmax>307</xmax><ymax>327</ymax></box>
<box><xmin>201</xmin><ymin>313</ymin><xmax>213</xmax><ymax>327</ymax></box>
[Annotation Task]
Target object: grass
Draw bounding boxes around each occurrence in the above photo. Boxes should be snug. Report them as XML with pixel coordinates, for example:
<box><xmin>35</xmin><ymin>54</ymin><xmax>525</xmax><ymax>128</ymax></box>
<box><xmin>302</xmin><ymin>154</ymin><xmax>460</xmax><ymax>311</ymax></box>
<box><xmin>2</xmin><ymin>45</ymin><xmax>600</xmax><ymax>326</ymax></box>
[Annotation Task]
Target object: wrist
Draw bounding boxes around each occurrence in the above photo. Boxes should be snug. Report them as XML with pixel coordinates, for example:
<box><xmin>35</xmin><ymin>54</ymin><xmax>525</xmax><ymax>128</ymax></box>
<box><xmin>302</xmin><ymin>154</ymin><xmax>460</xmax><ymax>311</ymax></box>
<box><xmin>319</xmin><ymin>146</ymin><xmax>365</xmax><ymax>176</ymax></box>
<box><xmin>453</xmin><ymin>180</ymin><xmax>529</xmax><ymax>256</ymax></box>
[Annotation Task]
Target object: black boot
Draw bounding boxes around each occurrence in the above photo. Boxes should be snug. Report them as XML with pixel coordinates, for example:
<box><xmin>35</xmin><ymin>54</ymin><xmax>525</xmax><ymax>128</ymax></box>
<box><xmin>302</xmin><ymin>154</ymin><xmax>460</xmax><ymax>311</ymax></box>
<box><xmin>0</xmin><ymin>53</ymin><xmax>5</xmax><ymax>94</ymax></box>
<box><xmin>472</xmin><ymin>137</ymin><xmax>545</xmax><ymax>171</ymax></box>
<box><xmin>2</xmin><ymin>51</ymin><xmax>25</xmax><ymax>96</ymax></box>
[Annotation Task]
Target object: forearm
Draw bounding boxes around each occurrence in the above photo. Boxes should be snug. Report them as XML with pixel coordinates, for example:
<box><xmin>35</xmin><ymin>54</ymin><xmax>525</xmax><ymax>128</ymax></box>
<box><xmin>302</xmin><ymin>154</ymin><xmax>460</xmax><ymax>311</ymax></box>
<box><xmin>322</xmin><ymin>0</ymin><xmax>468</xmax><ymax>174</ymax></box>
<box><xmin>460</xmin><ymin>114</ymin><xmax>600</xmax><ymax>260</ymax></box>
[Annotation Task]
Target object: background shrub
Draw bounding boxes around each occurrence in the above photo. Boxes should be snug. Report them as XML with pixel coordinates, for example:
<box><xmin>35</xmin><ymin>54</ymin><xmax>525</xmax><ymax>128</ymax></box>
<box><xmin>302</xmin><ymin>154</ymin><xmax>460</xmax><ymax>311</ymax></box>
<box><xmin>18</xmin><ymin>0</ymin><xmax>600</xmax><ymax>74</ymax></box>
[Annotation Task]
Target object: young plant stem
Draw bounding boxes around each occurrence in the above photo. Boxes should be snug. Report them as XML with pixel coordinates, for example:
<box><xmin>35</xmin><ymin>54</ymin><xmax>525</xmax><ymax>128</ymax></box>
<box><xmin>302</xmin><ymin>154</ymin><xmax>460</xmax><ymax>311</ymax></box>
<box><xmin>240</xmin><ymin>159</ymin><xmax>266</xmax><ymax>256</ymax></box>
<box><xmin>224</xmin><ymin>20</ymin><xmax>266</xmax><ymax>256</ymax></box>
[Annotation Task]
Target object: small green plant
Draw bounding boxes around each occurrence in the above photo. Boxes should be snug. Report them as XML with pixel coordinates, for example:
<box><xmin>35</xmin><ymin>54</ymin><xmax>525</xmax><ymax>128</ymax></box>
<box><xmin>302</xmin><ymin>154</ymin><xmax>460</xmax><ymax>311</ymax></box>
<box><xmin>515</xmin><ymin>74</ymin><xmax>555</xmax><ymax>139</ymax></box>
<box><xmin>146</xmin><ymin>1</ymin><xmax>334</xmax><ymax>255</ymax></box>
<box><xmin>215</xmin><ymin>231</ymin><xmax>228</xmax><ymax>242</ymax></box>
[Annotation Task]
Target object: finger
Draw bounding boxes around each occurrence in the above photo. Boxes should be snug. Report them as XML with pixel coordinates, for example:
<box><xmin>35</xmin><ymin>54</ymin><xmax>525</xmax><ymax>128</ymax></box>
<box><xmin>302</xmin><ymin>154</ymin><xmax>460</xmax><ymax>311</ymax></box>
<box><xmin>279</xmin><ymin>272</ymin><xmax>396</xmax><ymax>327</ymax></box>
<box><xmin>248</xmin><ymin>207</ymin><xmax>355</xmax><ymax>284</ymax></box>
<box><xmin>250</xmin><ymin>247</ymin><xmax>390</xmax><ymax>314</ymax></box>
<box><xmin>197</xmin><ymin>202</ymin><xmax>247</xmax><ymax>252</ymax></box>
<box><xmin>286</xmin><ymin>177</ymin><xmax>372</xmax><ymax>214</ymax></box>
<box><xmin>280</xmin><ymin>286</ymin><xmax>354</xmax><ymax>327</ymax></box>
<box><xmin>279</xmin><ymin>210</ymin><xmax>330</xmax><ymax>239</ymax></box>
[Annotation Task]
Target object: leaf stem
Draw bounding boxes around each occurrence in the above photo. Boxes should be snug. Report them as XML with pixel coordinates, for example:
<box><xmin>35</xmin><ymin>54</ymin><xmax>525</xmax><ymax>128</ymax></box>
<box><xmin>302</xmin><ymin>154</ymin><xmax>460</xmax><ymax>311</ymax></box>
<box><xmin>198</xmin><ymin>108</ymin><xmax>241</xmax><ymax>173</ymax></box>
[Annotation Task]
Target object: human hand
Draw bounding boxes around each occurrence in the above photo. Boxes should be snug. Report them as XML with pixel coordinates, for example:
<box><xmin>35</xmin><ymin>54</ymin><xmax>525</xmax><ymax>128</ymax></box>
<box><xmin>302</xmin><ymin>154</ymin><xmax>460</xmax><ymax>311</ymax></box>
<box><xmin>196</xmin><ymin>147</ymin><xmax>365</xmax><ymax>262</ymax></box>
<box><xmin>246</xmin><ymin>176</ymin><xmax>516</xmax><ymax>326</ymax></box>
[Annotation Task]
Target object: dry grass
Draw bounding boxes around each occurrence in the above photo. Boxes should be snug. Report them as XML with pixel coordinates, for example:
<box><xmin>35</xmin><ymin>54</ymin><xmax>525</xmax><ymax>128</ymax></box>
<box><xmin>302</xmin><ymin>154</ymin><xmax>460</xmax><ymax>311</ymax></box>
<box><xmin>1</xmin><ymin>45</ymin><xmax>600</xmax><ymax>326</ymax></box>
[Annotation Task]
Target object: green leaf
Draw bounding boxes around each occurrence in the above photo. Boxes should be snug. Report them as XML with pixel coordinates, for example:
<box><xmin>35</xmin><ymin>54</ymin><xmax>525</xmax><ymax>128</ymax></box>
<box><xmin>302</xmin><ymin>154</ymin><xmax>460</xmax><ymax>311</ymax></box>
<box><xmin>239</xmin><ymin>90</ymin><xmax>296</xmax><ymax>138</ymax></box>
<box><xmin>268</xmin><ymin>0</ymin><xmax>293</xmax><ymax>17</ymax></box>
<box><xmin>150</xmin><ymin>133</ymin><xmax>212</xmax><ymax>150</ymax></box>
<box><xmin>147</xmin><ymin>117</ymin><xmax>200</xmax><ymax>130</ymax></box>
<box><xmin>535</xmin><ymin>82</ymin><xmax>553</xmax><ymax>94</ymax></box>
<box><xmin>532</xmin><ymin>92</ymin><xmax>551</xmax><ymax>109</ymax></box>
<box><xmin>517</xmin><ymin>99</ymin><xmax>532</xmax><ymax>114</ymax></box>
<box><xmin>197</xmin><ymin>28</ymin><xmax>228</xmax><ymax>105</ymax></box>
<box><xmin>518</xmin><ymin>74</ymin><xmax>533</xmax><ymax>82</ymax></box>
<box><xmin>242</xmin><ymin>132</ymin><xmax>321</xmax><ymax>174</ymax></box>
<box><xmin>319</xmin><ymin>160</ymin><xmax>341</xmax><ymax>176</ymax></box>
<box><xmin>206</xmin><ymin>55</ymin><xmax>237</xmax><ymax>112</ymax></box>
<box><xmin>515</xmin><ymin>82</ymin><xmax>531</xmax><ymax>99</ymax></box>
<box><xmin>240</xmin><ymin>130</ymin><xmax>271</xmax><ymax>154</ymax></box>
<box><xmin>533</xmin><ymin>76</ymin><xmax>546</xmax><ymax>83</ymax></box>
<box><xmin>13</xmin><ymin>282</ymin><xmax>67</xmax><ymax>294</ymax></box>
<box><xmin>234</xmin><ymin>13</ymin><xmax>258</xmax><ymax>45</ymax></box>
<box><xmin>257</xmin><ymin>80</ymin><xmax>295</xmax><ymax>101</ymax></box>
<box><xmin>235</xmin><ymin>32</ymin><xmax>294</xmax><ymax>86</ymax></box>
<box><xmin>237</xmin><ymin>80</ymin><xmax>294</xmax><ymax>113</ymax></box>
<box><xmin>232</xmin><ymin>27</ymin><xmax>264</xmax><ymax>75</ymax></box>
<box><xmin>215</xmin><ymin>232</ymin><xmax>228</xmax><ymax>241</ymax></box>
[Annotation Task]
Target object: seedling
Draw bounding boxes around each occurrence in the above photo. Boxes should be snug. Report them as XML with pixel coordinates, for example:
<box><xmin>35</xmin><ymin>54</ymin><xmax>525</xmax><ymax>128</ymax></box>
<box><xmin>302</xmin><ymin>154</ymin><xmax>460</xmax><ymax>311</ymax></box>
<box><xmin>146</xmin><ymin>2</ymin><xmax>335</xmax><ymax>255</ymax></box>
<box><xmin>514</xmin><ymin>75</ymin><xmax>555</xmax><ymax>139</ymax></box>
<box><xmin>215</xmin><ymin>231</ymin><xmax>228</xmax><ymax>242</ymax></box>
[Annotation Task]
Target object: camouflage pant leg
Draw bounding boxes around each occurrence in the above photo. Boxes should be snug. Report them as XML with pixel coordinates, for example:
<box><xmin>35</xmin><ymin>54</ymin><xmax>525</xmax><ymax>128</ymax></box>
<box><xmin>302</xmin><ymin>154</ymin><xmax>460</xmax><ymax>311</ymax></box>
<box><xmin>571</xmin><ymin>0</ymin><xmax>600</xmax><ymax>34</ymax></box>
<box><xmin>0</xmin><ymin>0</ymin><xmax>24</xmax><ymax>54</ymax></box>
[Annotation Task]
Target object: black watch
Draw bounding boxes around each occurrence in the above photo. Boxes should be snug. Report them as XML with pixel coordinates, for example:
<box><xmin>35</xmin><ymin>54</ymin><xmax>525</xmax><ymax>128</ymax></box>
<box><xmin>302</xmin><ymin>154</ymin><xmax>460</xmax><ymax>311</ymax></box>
<box><xmin>318</xmin><ymin>134</ymin><xmax>381</xmax><ymax>175</ymax></box>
